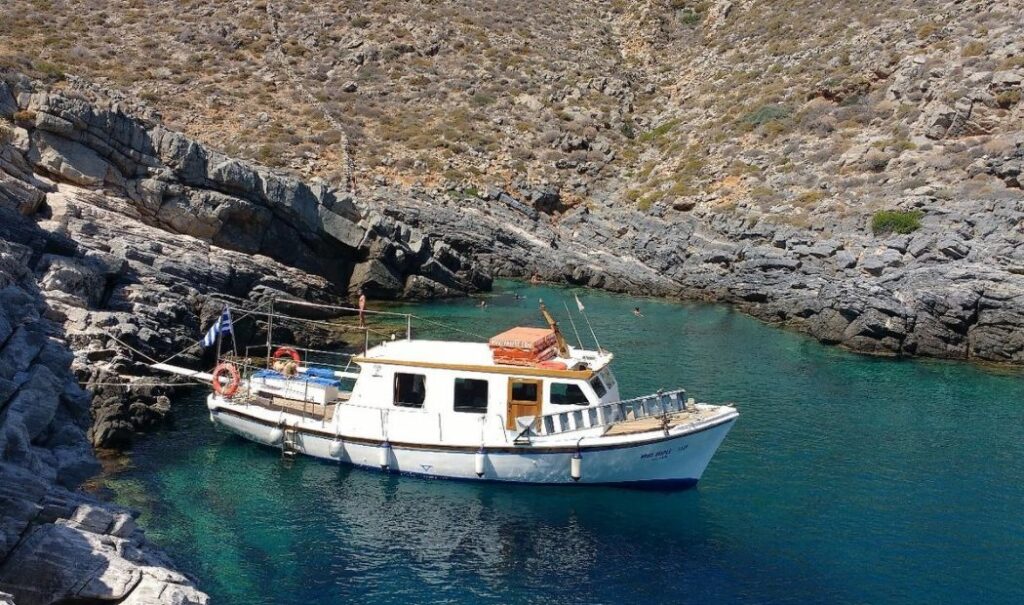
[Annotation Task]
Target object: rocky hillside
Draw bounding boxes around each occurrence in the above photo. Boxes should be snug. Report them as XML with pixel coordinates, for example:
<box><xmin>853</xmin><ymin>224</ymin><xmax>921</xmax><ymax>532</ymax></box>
<box><xmin>1</xmin><ymin>71</ymin><xmax>489</xmax><ymax>446</ymax></box>
<box><xmin>1</xmin><ymin>0</ymin><xmax>1020</xmax><ymax>365</ymax></box>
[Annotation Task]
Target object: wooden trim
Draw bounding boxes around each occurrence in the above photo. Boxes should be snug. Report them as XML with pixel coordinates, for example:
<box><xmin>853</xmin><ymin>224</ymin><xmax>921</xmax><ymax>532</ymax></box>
<box><xmin>352</xmin><ymin>356</ymin><xmax>595</xmax><ymax>379</ymax></box>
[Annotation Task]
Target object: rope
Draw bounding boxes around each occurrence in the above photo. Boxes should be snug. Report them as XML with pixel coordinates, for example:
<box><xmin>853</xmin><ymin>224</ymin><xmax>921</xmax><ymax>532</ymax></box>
<box><xmin>119</xmin><ymin>297</ymin><xmax>490</xmax><ymax>374</ymax></box>
<box><xmin>100</xmin><ymin>331</ymin><xmax>161</xmax><ymax>365</ymax></box>
<box><xmin>409</xmin><ymin>314</ymin><xmax>490</xmax><ymax>341</ymax></box>
<box><xmin>80</xmin><ymin>381</ymin><xmax>207</xmax><ymax>388</ymax></box>
<box><xmin>156</xmin><ymin>304</ymin><xmax>264</xmax><ymax>366</ymax></box>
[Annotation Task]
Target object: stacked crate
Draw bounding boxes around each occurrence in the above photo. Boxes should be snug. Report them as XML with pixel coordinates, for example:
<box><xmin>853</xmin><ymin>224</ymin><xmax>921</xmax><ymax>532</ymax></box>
<box><xmin>488</xmin><ymin>327</ymin><xmax>558</xmax><ymax>366</ymax></box>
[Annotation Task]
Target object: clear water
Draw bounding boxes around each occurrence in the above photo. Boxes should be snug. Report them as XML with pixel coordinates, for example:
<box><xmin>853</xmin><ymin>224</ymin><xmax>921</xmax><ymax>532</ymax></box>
<box><xmin>105</xmin><ymin>281</ymin><xmax>1024</xmax><ymax>604</ymax></box>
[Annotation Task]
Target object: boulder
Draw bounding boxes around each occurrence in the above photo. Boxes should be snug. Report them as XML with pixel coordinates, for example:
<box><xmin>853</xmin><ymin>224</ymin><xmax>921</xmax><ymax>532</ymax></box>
<box><xmin>348</xmin><ymin>258</ymin><xmax>403</xmax><ymax>298</ymax></box>
<box><xmin>29</xmin><ymin>131</ymin><xmax>116</xmax><ymax>187</ymax></box>
<box><xmin>860</xmin><ymin>249</ymin><xmax>903</xmax><ymax>276</ymax></box>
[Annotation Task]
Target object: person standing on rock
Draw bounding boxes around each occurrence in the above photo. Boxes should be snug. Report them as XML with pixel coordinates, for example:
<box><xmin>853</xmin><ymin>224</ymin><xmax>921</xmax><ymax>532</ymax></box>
<box><xmin>358</xmin><ymin>290</ymin><xmax>367</xmax><ymax>327</ymax></box>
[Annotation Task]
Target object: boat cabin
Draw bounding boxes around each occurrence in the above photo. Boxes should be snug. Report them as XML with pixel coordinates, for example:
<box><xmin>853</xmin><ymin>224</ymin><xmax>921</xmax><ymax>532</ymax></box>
<box><xmin>351</xmin><ymin>337</ymin><xmax>620</xmax><ymax>430</ymax></box>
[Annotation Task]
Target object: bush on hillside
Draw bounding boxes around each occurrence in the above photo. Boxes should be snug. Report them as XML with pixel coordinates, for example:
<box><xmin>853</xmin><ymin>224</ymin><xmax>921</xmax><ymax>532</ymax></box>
<box><xmin>871</xmin><ymin>210</ymin><xmax>922</xmax><ymax>235</ymax></box>
<box><xmin>742</xmin><ymin>104</ymin><xmax>791</xmax><ymax>126</ymax></box>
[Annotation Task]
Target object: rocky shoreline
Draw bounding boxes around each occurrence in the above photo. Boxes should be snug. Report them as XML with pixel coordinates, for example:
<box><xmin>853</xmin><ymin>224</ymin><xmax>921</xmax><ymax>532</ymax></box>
<box><xmin>382</xmin><ymin>180</ymin><xmax>1023</xmax><ymax>363</ymax></box>
<box><xmin>0</xmin><ymin>237</ymin><xmax>207</xmax><ymax>603</ymax></box>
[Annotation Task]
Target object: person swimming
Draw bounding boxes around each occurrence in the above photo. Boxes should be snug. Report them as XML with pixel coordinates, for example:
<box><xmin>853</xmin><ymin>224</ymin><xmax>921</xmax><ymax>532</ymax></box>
<box><xmin>633</xmin><ymin>306</ymin><xmax>644</xmax><ymax>318</ymax></box>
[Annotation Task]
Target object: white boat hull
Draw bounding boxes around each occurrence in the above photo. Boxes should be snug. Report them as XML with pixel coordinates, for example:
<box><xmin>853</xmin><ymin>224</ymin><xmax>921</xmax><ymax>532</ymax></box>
<box><xmin>208</xmin><ymin>395</ymin><xmax>737</xmax><ymax>488</ymax></box>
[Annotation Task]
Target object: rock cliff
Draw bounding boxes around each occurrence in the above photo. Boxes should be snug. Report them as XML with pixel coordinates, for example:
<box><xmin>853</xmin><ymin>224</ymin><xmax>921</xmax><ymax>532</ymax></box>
<box><xmin>0</xmin><ymin>238</ymin><xmax>207</xmax><ymax>603</ymax></box>
<box><xmin>383</xmin><ymin>183</ymin><xmax>1024</xmax><ymax>363</ymax></box>
<box><xmin>1</xmin><ymin>71</ymin><xmax>489</xmax><ymax>450</ymax></box>
<box><xmin>0</xmin><ymin>72</ymin><xmax>489</xmax><ymax>604</ymax></box>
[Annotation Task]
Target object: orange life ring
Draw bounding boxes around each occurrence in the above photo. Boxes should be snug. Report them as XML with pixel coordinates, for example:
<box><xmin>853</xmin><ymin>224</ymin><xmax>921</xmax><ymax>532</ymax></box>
<box><xmin>537</xmin><ymin>360</ymin><xmax>568</xmax><ymax>370</ymax></box>
<box><xmin>272</xmin><ymin>346</ymin><xmax>301</xmax><ymax>363</ymax></box>
<box><xmin>212</xmin><ymin>362</ymin><xmax>241</xmax><ymax>398</ymax></box>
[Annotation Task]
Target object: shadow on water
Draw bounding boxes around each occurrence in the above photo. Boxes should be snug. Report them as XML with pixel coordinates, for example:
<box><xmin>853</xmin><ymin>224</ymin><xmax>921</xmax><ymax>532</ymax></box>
<box><xmin>107</xmin><ymin>280</ymin><xmax>1024</xmax><ymax>605</ymax></box>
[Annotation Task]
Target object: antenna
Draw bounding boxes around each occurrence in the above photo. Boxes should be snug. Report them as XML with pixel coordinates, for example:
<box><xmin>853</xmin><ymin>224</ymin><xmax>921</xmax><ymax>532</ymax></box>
<box><xmin>562</xmin><ymin>300</ymin><xmax>584</xmax><ymax>349</ymax></box>
<box><xmin>574</xmin><ymin>294</ymin><xmax>603</xmax><ymax>354</ymax></box>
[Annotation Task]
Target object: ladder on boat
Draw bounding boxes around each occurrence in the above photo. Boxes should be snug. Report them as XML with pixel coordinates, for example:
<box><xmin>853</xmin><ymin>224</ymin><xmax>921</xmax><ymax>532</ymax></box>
<box><xmin>282</xmin><ymin>426</ymin><xmax>300</xmax><ymax>463</ymax></box>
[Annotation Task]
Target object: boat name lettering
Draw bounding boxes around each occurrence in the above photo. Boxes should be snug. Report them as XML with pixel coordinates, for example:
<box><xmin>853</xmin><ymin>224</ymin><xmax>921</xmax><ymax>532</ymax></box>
<box><xmin>641</xmin><ymin>448</ymin><xmax>673</xmax><ymax>461</ymax></box>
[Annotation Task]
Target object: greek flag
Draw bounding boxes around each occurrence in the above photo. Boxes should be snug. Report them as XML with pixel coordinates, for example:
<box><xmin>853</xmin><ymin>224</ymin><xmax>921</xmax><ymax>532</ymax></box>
<box><xmin>201</xmin><ymin>306</ymin><xmax>233</xmax><ymax>348</ymax></box>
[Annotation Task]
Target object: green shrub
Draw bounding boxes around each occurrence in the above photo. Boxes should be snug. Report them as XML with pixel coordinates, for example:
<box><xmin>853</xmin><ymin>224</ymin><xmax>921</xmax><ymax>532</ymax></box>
<box><xmin>742</xmin><ymin>104</ymin><xmax>791</xmax><ymax>126</ymax></box>
<box><xmin>871</xmin><ymin>210</ymin><xmax>922</xmax><ymax>235</ymax></box>
<box><xmin>34</xmin><ymin>61</ymin><xmax>65</xmax><ymax>81</ymax></box>
<box><xmin>679</xmin><ymin>10</ymin><xmax>702</xmax><ymax>26</ymax></box>
<box><xmin>470</xmin><ymin>92</ymin><xmax>496</xmax><ymax>107</ymax></box>
<box><xmin>639</xmin><ymin>119</ymin><xmax>679</xmax><ymax>142</ymax></box>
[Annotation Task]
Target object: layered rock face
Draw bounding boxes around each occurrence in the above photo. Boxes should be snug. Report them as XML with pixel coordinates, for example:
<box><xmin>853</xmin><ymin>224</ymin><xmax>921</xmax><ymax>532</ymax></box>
<box><xmin>383</xmin><ymin>185</ymin><xmax>1024</xmax><ymax>363</ymax></box>
<box><xmin>1</xmin><ymin>73</ymin><xmax>488</xmax><ymax>449</ymax></box>
<box><xmin>2</xmin><ymin>74</ymin><xmax>487</xmax><ymax>300</ymax></box>
<box><xmin>0</xmin><ymin>239</ymin><xmax>207</xmax><ymax>604</ymax></box>
<box><xmin>0</xmin><ymin>74</ymin><xmax>491</xmax><ymax>603</ymax></box>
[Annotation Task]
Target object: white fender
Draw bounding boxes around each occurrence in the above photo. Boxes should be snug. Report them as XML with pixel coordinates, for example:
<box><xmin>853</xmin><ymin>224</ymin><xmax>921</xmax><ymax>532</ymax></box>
<box><xmin>379</xmin><ymin>442</ymin><xmax>391</xmax><ymax>470</ymax></box>
<box><xmin>329</xmin><ymin>440</ymin><xmax>345</xmax><ymax>458</ymax></box>
<box><xmin>475</xmin><ymin>448</ymin><xmax>486</xmax><ymax>478</ymax></box>
<box><xmin>269</xmin><ymin>428</ymin><xmax>283</xmax><ymax>444</ymax></box>
<box><xmin>570</xmin><ymin>452</ymin><xmax>582</xmax><ymax>481</ymax></box>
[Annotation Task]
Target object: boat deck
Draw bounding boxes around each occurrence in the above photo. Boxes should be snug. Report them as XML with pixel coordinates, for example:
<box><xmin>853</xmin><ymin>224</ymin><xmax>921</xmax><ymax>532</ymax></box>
<box><xmin>603</xmin><ymin>406</ymin><xmax>724</xmax><ymax>436</ymax></box>
<box><xmin>234</xmin><ymin>393</ymin><xmax>346</xmax><ymax>422</ymax></box>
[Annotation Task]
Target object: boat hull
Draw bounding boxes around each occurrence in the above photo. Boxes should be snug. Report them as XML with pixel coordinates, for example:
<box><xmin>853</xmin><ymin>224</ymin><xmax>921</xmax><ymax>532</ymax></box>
<box><xmin>208</xmin><ymin>397</ymin><xmax>736</xmax><ymax>488</ymax></box>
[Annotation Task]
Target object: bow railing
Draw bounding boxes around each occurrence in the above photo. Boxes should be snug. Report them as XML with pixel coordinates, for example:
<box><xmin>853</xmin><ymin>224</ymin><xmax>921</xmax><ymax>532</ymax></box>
<box><xmin>531</xmin><ymin>389</ymin><xmax>690</xmax><ymax>437</ymax></box>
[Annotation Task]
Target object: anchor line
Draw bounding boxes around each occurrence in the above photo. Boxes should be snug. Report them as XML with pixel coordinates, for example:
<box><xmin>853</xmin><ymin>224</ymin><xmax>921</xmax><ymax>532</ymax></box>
<box><xmin>79</xmin><ymin>381</ymin><xmax>207</xmax><ymax>388</ymax></box>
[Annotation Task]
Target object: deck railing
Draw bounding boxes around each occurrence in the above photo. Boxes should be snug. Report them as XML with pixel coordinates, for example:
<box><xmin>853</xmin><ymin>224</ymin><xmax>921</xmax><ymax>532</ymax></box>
<box><xmin>532</xmin><ymin>389</ymin><xmax>690</xmax><ymax>437</ymax></box>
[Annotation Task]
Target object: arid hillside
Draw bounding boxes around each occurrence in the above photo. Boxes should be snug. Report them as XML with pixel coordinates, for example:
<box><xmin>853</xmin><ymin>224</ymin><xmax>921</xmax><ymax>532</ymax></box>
<box><xmin>3</xmin><ymin>0</ymin><xmax>1021</xmax><ymax>224</ymax></box>
<box><xmin>2</xmin><ymin>0</ymin><xmax>1023</xmax><ymax>363</ymax></box>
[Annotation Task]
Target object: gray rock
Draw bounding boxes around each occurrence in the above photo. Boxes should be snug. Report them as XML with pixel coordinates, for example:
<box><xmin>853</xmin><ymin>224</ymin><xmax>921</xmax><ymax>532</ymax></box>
<box><xmin>29</xmin><ymin>131</ymin><xmax>115</xmax><ymax>187</ymax></box>
<box><xmin>937</xmin><ymin>237</ymin><xmax>970</xmax><ymax>259</ymax></box>
<box><xmin>349</xmin><ymin>258</ymin><xmax>404</xmax><ymax>298</ymax></box>
<box><xmin>860</xmin><ymin>249</ymin><xmax>903</xmax><ymax>276</ymax></box>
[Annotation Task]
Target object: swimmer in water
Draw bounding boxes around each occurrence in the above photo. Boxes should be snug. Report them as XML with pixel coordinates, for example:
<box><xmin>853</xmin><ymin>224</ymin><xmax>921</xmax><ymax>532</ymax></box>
<box><xmin>633</xmin><ymin>306</ymin><xmax>644</xmax><ymax>318</ymax></box>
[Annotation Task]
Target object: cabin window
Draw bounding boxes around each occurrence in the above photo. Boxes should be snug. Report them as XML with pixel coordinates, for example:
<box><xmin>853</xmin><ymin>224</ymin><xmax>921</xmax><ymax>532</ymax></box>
<box><xmin>394</xmin><ymin>372</ymin><xmax>426</xmax><ymax>408</ymax></box>
<box><xmin>454</xmin><ymin>378</ymin><xmax>488</xmax><ymax>413</ymax></box>
<box><xmin>599</xmin><ymin>368</ymin><xmax>616</xmax><ymax>389</ymax></box>
<box><xmin>589</xmin><ymin>376</ymin><xmax>607</xmax><ymax>398</ymax></box>
<box><xmin>510</xmin><ymin>381</ymin><xmax>539</xmax><ymax>401</ymax></box>
<box><xmin>550</xmin><ymin>382</ymin><xmax>589</xmax><ymax>406</ymax></box>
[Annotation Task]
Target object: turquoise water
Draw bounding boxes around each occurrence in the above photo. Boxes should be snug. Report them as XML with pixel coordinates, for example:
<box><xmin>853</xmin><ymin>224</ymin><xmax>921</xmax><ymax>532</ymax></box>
<box><xmin>107</xmin><ymin>281</ymin><xmax>1024</xmax><ymax>604</ymax></box>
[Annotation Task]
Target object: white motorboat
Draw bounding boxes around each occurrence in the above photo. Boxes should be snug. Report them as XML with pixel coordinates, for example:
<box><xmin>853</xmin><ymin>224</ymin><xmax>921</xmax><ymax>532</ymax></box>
<box><xmin>156</xmin><ymin>300</ymin><xmax>738</xmax><ymax>488</ymax></box>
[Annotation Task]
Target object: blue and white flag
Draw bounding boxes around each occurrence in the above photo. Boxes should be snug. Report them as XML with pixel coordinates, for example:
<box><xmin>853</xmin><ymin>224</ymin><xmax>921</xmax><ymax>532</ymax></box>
<box><xmin>201</xmin><ymin>306</ymin><xmax>233</xmax><ymax>348</ymax></box>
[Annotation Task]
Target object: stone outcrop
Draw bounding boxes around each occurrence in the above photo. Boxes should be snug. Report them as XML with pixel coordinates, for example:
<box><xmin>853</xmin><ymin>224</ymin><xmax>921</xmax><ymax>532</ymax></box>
<box><xmin>0</xmin><ymin>73</ymin><xmax>490</xmax><ymax>603</ymax></box>
<box><xmin>0</xmin><ymin>238</ymin><xmax>207</xmax><ymax>604</ymax></box>
<box><xmin>381</xmin><ymin>186</ymin><xmax>1024</xmax><ymax>363</ymax></box>
<box><xmin>1</xmin><ymin>74</ymin><xmax>488</xmax><ymax>302</ymax></box>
